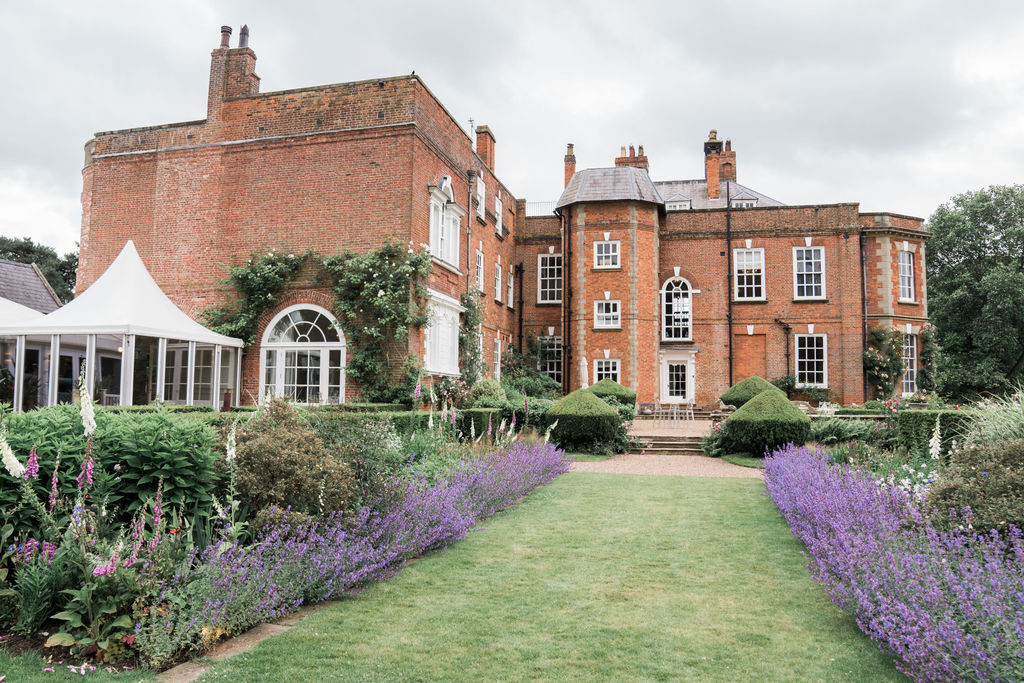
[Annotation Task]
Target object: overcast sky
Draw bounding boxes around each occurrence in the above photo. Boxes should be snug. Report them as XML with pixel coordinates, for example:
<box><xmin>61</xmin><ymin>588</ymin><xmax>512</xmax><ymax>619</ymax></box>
<box><xmin>2</xmin><ymin>1</ymin><xmax>1022</xmax><ymax>255</ymax></box>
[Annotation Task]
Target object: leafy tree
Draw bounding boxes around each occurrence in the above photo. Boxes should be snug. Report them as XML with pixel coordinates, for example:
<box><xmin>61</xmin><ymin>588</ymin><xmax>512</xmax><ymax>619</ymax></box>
<box><xmin>0</xmin><ymin>236</ymin><xmax>78</xmax><ymax>302</ymax></box>
<box><xmin>926</xmin><ymin>185</ymin><xmax>1024</xmax><ymax>398</ymax></box>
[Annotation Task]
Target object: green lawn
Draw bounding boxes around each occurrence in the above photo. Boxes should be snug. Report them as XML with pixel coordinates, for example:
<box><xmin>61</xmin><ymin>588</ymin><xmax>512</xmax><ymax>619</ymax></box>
<box><xmin>198</xmin><ymin>473</ymin><xmax>902</xmax><ymax>682</ymax></box>
<box><xmin>0</xmin><ymin>651</ymin><xmax>154</xmax><ymax>682</ymax></box>
<box><xmin>723</xmin><ymin>453</ymin><xmax>766</xmax><ymax>469</ymax></box>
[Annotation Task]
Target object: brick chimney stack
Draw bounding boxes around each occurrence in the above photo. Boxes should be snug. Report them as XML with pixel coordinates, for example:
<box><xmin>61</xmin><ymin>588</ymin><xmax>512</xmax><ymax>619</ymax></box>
<box><xmin>564</xmin><ymin>143</ymin><xmax>576</xmax><ymax>187</ymax></box>
<box><xmin>614</xmin><ymin>144</ymin><xmax>649</xmax><ymax>172</ymax></box>
<box><xmin>475</xmin><ymin>125</ymin><xmax>496</xmax><ymax>169</ymax></box>
<box><xmin>719</xmin><ymin>139</ymin><xmax>737</xmax><ymax>182</ymax></box>
<box><xmin>704</xmin><ymin>129</ymin><xmax>724</xmax><ymax>199</ymax></box>
<box><xmin>208</xmin><ymin>25</ymin><xmax>260</xmax><ymax>122</ymax></box>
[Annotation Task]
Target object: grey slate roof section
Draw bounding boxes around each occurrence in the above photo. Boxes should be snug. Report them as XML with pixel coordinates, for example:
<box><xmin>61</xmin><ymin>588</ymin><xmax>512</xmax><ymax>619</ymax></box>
<box><xmin>556</xmin><ymin>167</ymin><xmax>664</xmax><ymax>209</ymax></box>
<box><xmin>0</xmin><ymin>260</ymin><xmax>62</xmax><ymax>314</ymax></box>
<box><xmin>654</xmin><ymin>179</ymin><xmax>784</xmax><ymax>210</ymax></box>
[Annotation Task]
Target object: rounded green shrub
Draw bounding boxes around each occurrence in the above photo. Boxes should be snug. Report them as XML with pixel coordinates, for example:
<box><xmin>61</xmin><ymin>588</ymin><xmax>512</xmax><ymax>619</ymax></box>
<box><xmin>468</xmin><ymin>378</ymin><xmax>507</xmax><ymax>406</ymax></box>
<box><xmin>928</xmin><ymin>438</ymin><xmax>1024</xmax><ymax>535</ymax></box>
<box><xmin>546</xmin><ymin>389</ymin><xmax>621</xmax><ymax>453</ymax></box>
<box><xmin>234</xmin><ymin>399</ymin><xmax>356</xmax><ymax>514</ymax></box>
<box><xmin>587</xmin><ymin>379</ymin><xmax>637</xmax><ymax>408</ymax></box>
<box><xmin>722</xmin><ymin>391</ymin><xmax>811</xmax><ymax>456</ymax></box>
<box><xmin>719</xmin><ymin>375</ymin><xmax>785</xmax><ymax>409</ymax></box>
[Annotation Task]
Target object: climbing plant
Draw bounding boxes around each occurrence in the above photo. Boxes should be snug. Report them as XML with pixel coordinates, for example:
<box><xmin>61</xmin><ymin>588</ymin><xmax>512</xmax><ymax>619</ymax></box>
<box><xmin>863</xmin><ymin>327</ymin><xmax>905</xmax><ymax>398</ymax></box>
<box><xmin>321</xmin><ymin>243</ymin><xmax>432</xmax><ymax>403</ymax></box>
<box><xmin>459</xmin><ymin>291</ymin><xmax>486</xmax><ymax>385</ymax></box>
<box><xmin>202</xmin><ymin>249</ymin><xmax>312</xmax><ymax>345</ymax></box>
<box><xmin>918</xmin><ymin>323</ymin><xmax>940</xmax><ymax>392</ymax></box>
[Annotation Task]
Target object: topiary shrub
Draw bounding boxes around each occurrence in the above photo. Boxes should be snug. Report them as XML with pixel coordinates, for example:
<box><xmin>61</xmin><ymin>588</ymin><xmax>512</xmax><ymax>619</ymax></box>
<box><xmin>895</xmin><ymin>409</ymin><xmax>972</xmax><ymax>459</ymax></box>
<box><xmin>500</xmin><ymin>374</ymin><xmax>561</xmax><ymax>400</ymax></box>
<box><xmin>719</xmin><ymin>376</ymin><xmax>785</xmax><ymax>409</ymax></box>
<box><xmin>587</xmin><ymin>379</ymin><xmax>637</xmax><ymax>408</ymax></box>
<box><xmin>234</xmin><ymin>399</ymin><xmax>356</xmax><ymax>514</ymax></box>
<box><xmin>468</xmin><ymin>378</ymin><xmax>507</xmax><ymax>406</ymax></box>
<box><xmin>928</xmin><ymin>439</ymin><xmax>1024</xmax><ymax>535</ymax></box>
<box><xmin>546</xmin><ymin>389</ymin><xmax>621</xmax><ymax>453</ymax></box>
<box><xmin>721</xmin><ymin>391</ymin><xmax>811</xmax><ymax>456</ymax></box>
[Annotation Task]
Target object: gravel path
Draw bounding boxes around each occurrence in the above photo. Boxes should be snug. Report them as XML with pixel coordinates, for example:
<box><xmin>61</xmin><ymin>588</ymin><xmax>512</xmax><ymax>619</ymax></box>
<box><xmin>571</xmin><ymin>454</ymin><xmax>762</xmax><ymax>478</ymax></box>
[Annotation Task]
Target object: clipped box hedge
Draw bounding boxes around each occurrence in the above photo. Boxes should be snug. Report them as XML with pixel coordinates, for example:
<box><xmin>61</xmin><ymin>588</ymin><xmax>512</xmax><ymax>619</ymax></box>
<box><xmin>895</xmin><ymin>409</ymin><xmax>973</xmax><ymax>459</ymax></box>
<box><xmin>546</xmin><ymin>389</ymin><xmax>621</xmax><ymax>452</ymax></box>
<box><xmin>587</xmin><ymin>379</ymin><xmax>637</xmax><ymax>408</ymax></box>
<box><xmin>719</xmin><ymin>375</ymin><xmax>785</xmax><ymax>409</ymax></box>
<box><xmin>299</xmin><ymin>407</ymin><xmax>501</xmax><ymax>440</ymax></box>
<box><xmin>722</xmin><ymin>391</ymin><xmax>811</xmax><ymax>456</ymax></box>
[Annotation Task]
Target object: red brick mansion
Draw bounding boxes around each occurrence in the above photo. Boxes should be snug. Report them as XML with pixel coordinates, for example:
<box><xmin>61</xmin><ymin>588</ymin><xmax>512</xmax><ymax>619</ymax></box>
<box><xmin>77</xmin><ymin>27</ymin><xmax>929</xmax><ymax>408</ymax></box>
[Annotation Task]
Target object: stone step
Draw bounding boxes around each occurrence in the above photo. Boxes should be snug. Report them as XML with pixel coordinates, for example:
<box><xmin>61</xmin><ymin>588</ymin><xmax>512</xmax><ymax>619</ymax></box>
<box><xmin>629</xmin><ymin>446</ymin><xmax>706</xmax><ymax>456</ymax></box>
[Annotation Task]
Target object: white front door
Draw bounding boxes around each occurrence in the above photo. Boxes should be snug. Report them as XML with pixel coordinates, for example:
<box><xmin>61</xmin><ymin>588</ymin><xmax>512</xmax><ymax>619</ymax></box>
<box><xmin>660</xmin><ymin>350</ymin><xmax>696</xmax><ymax>404</ymax></box>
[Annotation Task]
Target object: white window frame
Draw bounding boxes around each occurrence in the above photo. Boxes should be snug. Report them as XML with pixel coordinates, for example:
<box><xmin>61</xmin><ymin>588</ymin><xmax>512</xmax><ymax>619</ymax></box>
<box><xmin>731</xmin><ymin>199</ymin><xmax>757</xmax><ymax>208</ymax></box>
<box><xmin>475</xmin><ymin>250</ymin><xmax>485</xmax><ymax>291</ymax></box>
<box><xmin>902</xmin><ymin>333</ymin><xmax>918</xmax><ymax>396</ymax></box>
<box><xmin>666</xmin><ymin>201</ymin><xmax>691</xmax><ymax>211</ymax></box>
<box><xmin>495</xmin><ymin>194</ymin><xmax>503</xmax><ymax>234</ymax></box>
<box><xmin>507</xmin><ymin>265</ymin><xmax>514</xmax><ymax>309</ymax></box>
<box><xmin>795</xmin><ymin>333</ymin><xmax>828</xmax><ymax>388</ymax></box>
<box><xmin>538</xmin><ymin>335</ymin><xmax>562</xmax><ymax>384</ymax></box>
<box><xmin>537</xmin><ymin>253</ymin><xmax>563</xmax><ymax>303</ymax></box>
<box><xmin>594</xmin><ymin>300</ymin><xmax>621</xmax><ymax>329</ymax></box>
<box><xmin>476</xmin><ymin>176</ymin><xmax>485</xmax><ymax>220</ymax></box>
<box><xmin>494</xmin><ymin>262</ymin><xmax>502</xmax><ymax>303</ymax></box>
<box><xmin>793</xmin><ymin>246</ymin><xmax>826</xmax><ymax>300</ymax></box>
<box><xmin>428</xmin><ymin>178</ymin><xmax>464</xmax><ymax>268</ymax></box>
<box><xmin>594</xmin><ymin>358</ymin><xmax>620</xmax><ymax>384</ymax></box>
<box><xmin>493</xmin><ymin>337</ymin><xmax>501</xmax><ymax>380</ymax></box>
<box><xmin>661</xmin><ymin>277</ymin><xmax>692</xmax><ymax>341</ymax></box>
<box><xmin>733</xmin><ymin>247</ymin><xmax>765</xmax><ymax>301</ymax></box>
<box><xmin>423</xmin><ymin>289</ymin><xmax>465</xmax><ymax>376</ymax></box>
<box><xmin>593</xmin><ymin>240</ymin><xmax>621</xmax><ymax>269</ymax></box>
<box><xmin>898</xmin><ymin>250</ymin><xmax>915</xmax><ymax>302</ymax></box>
<box><xmin>258</xmin><ymin>303</ymin><xmax>347</xmax><ymax>405</ymax></box>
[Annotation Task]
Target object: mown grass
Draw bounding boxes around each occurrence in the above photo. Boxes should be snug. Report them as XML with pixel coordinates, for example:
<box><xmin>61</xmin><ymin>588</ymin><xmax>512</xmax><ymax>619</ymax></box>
<box><xmin>723</xmin><ymin>453</ymin><xmax>766</xmax><ymax>469</ymax></box>
<box><xmin>199</xmin><ymin>473</ymin><xmax>902</xmax><ymax>682</ymax></box>
<box><xmin>0</xmin><ymin>650</ymin><xmax>154</xmax><ymax>681</ymax></box>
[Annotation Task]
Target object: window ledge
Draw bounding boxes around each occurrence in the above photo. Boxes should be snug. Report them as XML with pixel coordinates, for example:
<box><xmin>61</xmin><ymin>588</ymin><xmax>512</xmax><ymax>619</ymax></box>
<box><xmin>536</xmin><ymin>300</ymin><xmax>562</xmax><ymax>306</ymax></box>
<box><xmin>660</xmin><ymin>339</ymin><xmax>695</xmax><ymax>345</ymax></box>
<box><xmin>792</xmin><ymin>298</ymin><xmax>829</xmax><ymax>303</ymax></box>
<box><xmin>423</xmin><ymin>368</ymin><xmax>462</xmax><ymax>378</ymax></box>
<box><xmin>593</xmin><ymin>326</ymin><xmax>622</xmax><ymax>332</ymax></box>
<box><xmin>592</xmin><ymin>266</ymin><xmax>623</xmax><ymax>272</ymax></box>
<box><xmin>431</xmin><ymin>256</ymin><xmax>463</xmax><ymax>276</ymax></box>
<box><xmin>733</xmin><ymin>298</ymin><xmax>768</xmax><ymax>304</ymax></box>
<box><xmin>898</xmin><ymin>298</ymin><xmax>919</xmax><ymax>305</ymax></box>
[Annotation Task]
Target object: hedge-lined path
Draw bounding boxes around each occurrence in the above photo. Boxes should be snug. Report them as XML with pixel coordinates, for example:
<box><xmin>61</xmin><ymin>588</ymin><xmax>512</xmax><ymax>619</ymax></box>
<box><xmin>196</xmin><ymin>473</ymin><xmax>901</xmax><ymax>681</ymax></box>
<box><xmin>571</xmin><ymin>453</ymin><xmax>762</xmax><ymax>477</ymax></box>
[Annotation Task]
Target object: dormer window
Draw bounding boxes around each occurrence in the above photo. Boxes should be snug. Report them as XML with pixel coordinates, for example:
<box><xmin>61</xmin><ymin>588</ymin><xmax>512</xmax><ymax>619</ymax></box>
<box><xmin>667</xmin><ymin>200</ymin><xmax>691</xmax><ymax>211</ymax></box>
<box><xmin>731</xmin><ymin>199</ymin><xmax>757</xmax><ymax>209</ymax></box>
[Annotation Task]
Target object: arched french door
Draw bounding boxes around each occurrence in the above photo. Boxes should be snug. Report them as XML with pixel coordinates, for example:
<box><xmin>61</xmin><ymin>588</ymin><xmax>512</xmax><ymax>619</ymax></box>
<box><xmin>259</xmin><ymin>304</ymin><xmax>346</xmax><ymax>404</ymax></box>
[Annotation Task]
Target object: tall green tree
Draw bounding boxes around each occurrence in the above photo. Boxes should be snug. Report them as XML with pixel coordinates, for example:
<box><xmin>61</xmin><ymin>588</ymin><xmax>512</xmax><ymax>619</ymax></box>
<box><xmin>926</xmin><ymin>185</ymin><xmax>1024</xmax><ymax>398</ymax></box>
<box><xmin>0</xmin><ymin>236</ymin><xmax>78</xmax><ymax>303</ymax></box>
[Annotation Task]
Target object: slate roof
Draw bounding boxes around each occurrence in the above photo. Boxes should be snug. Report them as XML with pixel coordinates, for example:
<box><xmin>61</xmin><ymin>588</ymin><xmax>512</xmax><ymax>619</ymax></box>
<box><xmin>654</xmin><ymin>179</ymin><xmax>783</xmax><ymax>210</ymax></box>
<box><xmin>0</xmin><ymin>260</ymin><xmax>62</xmax><ymax>314</ymax></box>
<box><xmin>556</xmin><ymin>167</ymin><xmax>664</xmax><ymax>209</ymax></box>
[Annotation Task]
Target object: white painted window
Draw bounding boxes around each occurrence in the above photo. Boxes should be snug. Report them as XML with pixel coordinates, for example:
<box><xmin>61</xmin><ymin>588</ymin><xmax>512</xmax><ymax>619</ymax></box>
<box><xmin>594</xmin><ymin>358</ymin><xmax>620</xmax><ymax>383</ymax></box>
<box><xmin>538</xmin><ymin>253</ymin><xmax>562</xmax><ymax>303</ymax></box>
<box><xmin>594</xmin><ymin>300</ymin><xmax>621</xmax><ymax>329</ymax></box>
<box><xmin>793</xmin><ymin>246</ymin><xmax>825</xmax><ymax>299</ymax></box>
<box><xmin>898</xmin><ymin>250</ymin><xmax>915</xmax><ymax>301</ymax></box>
<box><xmin>260</xmin><ymin>304</ymin><xmax>346</xmax><ymax>404</ymax></box>
<box><xmin>731</xmin><ymin>199</ymin><xmax>757</xmax><ymax>208</ymax></box>
<box><xmin>494</xmin><ymin>262</ymin><xmax>502</xmax><ymax>303</ymax></box>
<box><xmin>593</xmin><ymin>240</ymin><xmax>620</xmax><ymax>269</ymax></box>
<box><xmin>424</xmin><ymin>290</ymin><xmax>464</xmax><ymax>376</ymax></box>
<box><xmin>538</xmin><ymin>336</ymin><xmax>562</xmax><ymax>384</ymax></box>
<box><xmin>795</xmin><ymin>334</ymin><xmax>828</xmax><ymax>388</ymax></box>
<box><xmin>666</xmin><ymin>201</ymin><xmax>691</xmax><ymax>211</ymax></box>
<box><xmin>428</xmin><ymin>177</ymin><xmax>464</xmax><ymax>268</ymax></box>
<box><xmin>493</xmin><ymin>337</ymin><xmax>501</xmax><ymax>380</ymax></box>
<box><xmin>902</xmin><ymin>334</ymin><xmax>918</xmax><ymax>396</ymax></box>
<box><xmin>475</xmin><ymin>250</ymin><xmax>485</xmax><ymax>291</ymax></box>
<box><xmin>476</xmin><ymin>176</ymin><xmax>485</xmax><ymax>220</ymax></box>
<box><xmin>734</xmin><ymin>248</ymin><xmax>765</xmax><ymax>300</ymax></box>
<box><xmin>495</xmin><ymin>195</ymin><xmax>503</xmax><ymax>234</ymax></box>
<box><xmin>662</xmin><ymin>277</ymin><xmax>692</xmax><ymax>340</ymax></box>
<box><xmin>507</xmin><ymin>265</ymin><xmax>514</xmax><ymax>308</ymax></box>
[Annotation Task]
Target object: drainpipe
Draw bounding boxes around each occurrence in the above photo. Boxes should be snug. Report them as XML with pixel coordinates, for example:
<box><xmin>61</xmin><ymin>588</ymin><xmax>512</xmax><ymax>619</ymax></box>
<box><xmin>774</xmin><ymin>318</ymin><xmax>792</xmax><ymax>374</ymax></box>
<box><xmin>859</xmin><ymin>230</ymin><xmax>869</xmax><ymax>402</ymax></box>
<box><xmin>515</xmin><ymin>262</ymin><xmax>524</xmax><ymax>351</ymax></box>
<box><xmin>725</xmin><ymin>182</ymin><xmax>734</xmax><ymax>386</ymax></box>
<box><xmin>466</xmin><ymin>170</ymin><xmax>476</xmax><ymax>294</ymax></box>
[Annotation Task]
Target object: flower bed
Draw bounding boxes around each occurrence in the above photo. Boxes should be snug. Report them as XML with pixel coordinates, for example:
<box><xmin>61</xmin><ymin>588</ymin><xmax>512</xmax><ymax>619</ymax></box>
<box><xmin>765</xmin><ymin>445</ymin><xmax>1024</xmax><ymax>682</ymax></box>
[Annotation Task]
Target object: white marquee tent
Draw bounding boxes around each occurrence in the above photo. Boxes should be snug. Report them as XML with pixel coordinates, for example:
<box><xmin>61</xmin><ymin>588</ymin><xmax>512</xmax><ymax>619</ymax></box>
<box><xmin>0</xmin><ymin>241</ymin><xmax>243</xmax><ymax>412</ymax></box>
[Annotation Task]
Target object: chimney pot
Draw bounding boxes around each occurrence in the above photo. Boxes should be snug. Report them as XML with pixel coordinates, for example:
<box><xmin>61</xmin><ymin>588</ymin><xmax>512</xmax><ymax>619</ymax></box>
<box><xmin>239</xmin><ymin>24</ymin><xmax>249</xmax><ymax>48</ymax></box>
<box><xmin>638</xmin><ymin>144</ymin><xmax>644</xmax><ymax>156</ymax></box>
<box><xmin>620</xmin><ymin>146</ymin><xmax>626</xmax><ymax>157</ymax></box>
<box><xmin>725</xmin><ymin>139</ymin><xmax>731</xmax><ymax>151</ymax></box>
<box><xmin>564</xmin><ymin>142</ymin><xmax>577</xmax><ymax>187</ymax></box>
<box><xmin>629</xmin><ymin>144</ymin><xmax>635</xmax><ymax>157</ymax></box>
<box><xmin>219</xmin><ymin>25</ymin><xmax>232</xmax><ymax>48</ymax></box>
